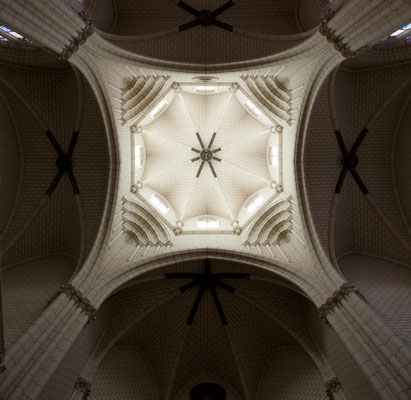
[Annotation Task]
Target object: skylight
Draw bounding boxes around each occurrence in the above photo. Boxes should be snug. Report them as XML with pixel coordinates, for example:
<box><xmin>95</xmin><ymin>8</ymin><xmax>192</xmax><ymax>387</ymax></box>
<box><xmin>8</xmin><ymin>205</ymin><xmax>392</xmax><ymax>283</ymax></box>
<box><xmin>196</xmin><ymin>217</ymin><xmax>220</xmax><ymax>229</ymax></box>
<box><xmin>195</xmin><ymin>86</ymin><xmax>216</xmax><ymax>93</ymax></box>
<box><xmin>149</xmin><ymin>100</ymin><xmax>168</xmax><ymax>119</ymax></box>
<box><xmin>244</xmin><ymin>100</ymin><xmax>262</xmax><ymax>118</ymax></box>
<box><xmin>246</xmin><ymin>194</ymin><xmax>264</xmax><ymax>214</ymax></box>
<box><xmin>149</xmin><ymin>194</ymin><xmax>169</xmax><ymax>215</ymax></box>
<box><xmin>269</xmin><ymin>145</ymin><xmax>279</xmax><ymax>168</ymax></box>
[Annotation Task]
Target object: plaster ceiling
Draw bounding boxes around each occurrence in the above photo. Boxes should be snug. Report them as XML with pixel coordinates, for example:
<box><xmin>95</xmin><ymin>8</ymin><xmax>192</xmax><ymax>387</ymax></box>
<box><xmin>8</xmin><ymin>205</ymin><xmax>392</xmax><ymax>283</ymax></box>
<box><xmin>135</xmin><ymin>85</ymin><xmax>281</xmax><ymax>232</ymax></box>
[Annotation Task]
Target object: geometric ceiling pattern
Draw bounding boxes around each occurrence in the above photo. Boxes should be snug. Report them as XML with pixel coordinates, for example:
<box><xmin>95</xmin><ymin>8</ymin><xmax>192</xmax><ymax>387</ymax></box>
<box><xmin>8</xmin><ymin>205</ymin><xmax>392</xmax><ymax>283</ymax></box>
<box><xmin>140</xmin><ymin>88</ymin><xmax>274</xmax><ymax>229</ymax></box>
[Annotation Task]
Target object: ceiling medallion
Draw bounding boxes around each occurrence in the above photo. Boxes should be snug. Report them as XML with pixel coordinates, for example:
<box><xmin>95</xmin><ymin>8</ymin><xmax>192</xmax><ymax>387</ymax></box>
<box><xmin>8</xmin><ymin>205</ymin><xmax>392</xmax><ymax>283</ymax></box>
<box><xmin>178</xmin><ymin>1</ymin><xmax>234</xmax><ymax>32</ymax></box>
<box><xmin>191</xmin><ymin>132</ymin><xmax>222</xmax><ymax>178</ymax></box>
<box><xmin>45</xmin><ymin>130</ymin><xmax>80</xmax><ymax>195</ymax></box>
<box><xmin>165</xmin><ymin>259</ymin><xmax>250</xmax><ymax>326</ymax></box>
<box><xmin>334</xmin><ymin>127</ymin><xmax>369</xmax><ymax>194</ymax></box>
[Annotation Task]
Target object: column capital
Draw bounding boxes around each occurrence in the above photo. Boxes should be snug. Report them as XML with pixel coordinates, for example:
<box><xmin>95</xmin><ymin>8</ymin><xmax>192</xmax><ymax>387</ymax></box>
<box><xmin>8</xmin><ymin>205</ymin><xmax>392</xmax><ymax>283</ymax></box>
<box><xmin>51</xmin><ymin>283</ymin><xmax>97</xmax><ymax>322</ymax></box>
<box><xmin>325</xmin><ymin>377</ymin><xmax>343</xmax><ymax>399</ymax></box>
<box><xmin>59</xmin><ymin>12</ymin><xmax>94</xmax><ymax>60</ymax></box>
<box><xmin>318</xmin><ymin>283</ymin><xmax>366</xmax><ymax>322</ymax></box>
<box><xmin>75</xmin><ymin>377</ymin><xmax>91</xmax><ymax>398</ymax></box>
<box><xmin>319</xmin><ymin>20</ymin><xmax>356</xmax><ymax>58</ymax></box>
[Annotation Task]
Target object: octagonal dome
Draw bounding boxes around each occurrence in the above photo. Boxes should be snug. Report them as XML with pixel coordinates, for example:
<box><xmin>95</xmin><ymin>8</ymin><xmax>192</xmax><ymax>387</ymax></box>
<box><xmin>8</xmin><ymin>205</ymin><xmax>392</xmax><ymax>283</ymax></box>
<box><xmin>132</xmin><ymin>83</ymin><xmax>283</xmax><ymax>233</ymax></box>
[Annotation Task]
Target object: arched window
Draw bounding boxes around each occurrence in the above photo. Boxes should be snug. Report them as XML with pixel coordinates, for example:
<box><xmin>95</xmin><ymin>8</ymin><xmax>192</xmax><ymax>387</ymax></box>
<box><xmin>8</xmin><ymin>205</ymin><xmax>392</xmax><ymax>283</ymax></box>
<box><xmin>196</xmin><ymin>217</ymin><xmax>220</xmax><ymax>229</ymax></box>
<box><xmin>149</xmin><ymin>194</ymin><xmax>169</xmax><ymax>215</ymax></box>
<box><xmin>134</xmin><ymin>145</ymin><xmax>143</xmax><ymax>169</ymax></box>
<box><xmin>246</xmin><ymin>193</ymin><xmax>264</xmax><ymax>214</ymax></box>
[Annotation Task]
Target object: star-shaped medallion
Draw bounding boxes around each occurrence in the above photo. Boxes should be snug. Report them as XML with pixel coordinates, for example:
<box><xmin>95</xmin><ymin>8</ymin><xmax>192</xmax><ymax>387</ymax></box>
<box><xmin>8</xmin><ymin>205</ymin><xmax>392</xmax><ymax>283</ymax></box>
<box><xmin>165</xmin><ymin>259</ymin><xmax>250</xmax><ymax>325</ymax></box>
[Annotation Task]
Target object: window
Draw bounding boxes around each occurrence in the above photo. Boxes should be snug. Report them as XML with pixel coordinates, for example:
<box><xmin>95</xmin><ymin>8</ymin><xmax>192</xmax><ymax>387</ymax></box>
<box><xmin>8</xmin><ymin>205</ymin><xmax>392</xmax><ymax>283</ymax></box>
<box><xmin>195</xmin><ymin>86</ymin><xmax>216</xmax><ymax>93</ymax></box>
<box><xmin>149</xmin><ymin>100</ymin><xmax>168</xmax><ymax>118</ymax></box>
<box><xmin>196</xmin><ymin>217</ymin><xmax>220</xmax><ymax>229</ymax></box>
<box><xmin>269</xmin><ymin>145</ymin><xmax>279</xmax><ymax>168</ymax></box>
<box><xmin>0</xmin><ymin>26</ymin><xmax>31</xmax><ymax>49</ymax></box>
<box><xmin>388</xmin><ymin>23</ymin><xmax>411</xmax><ymax>39</ymax></box>
<box><xmin>246</xmin><ymin>194</ymin><xmax>264</xmax><ymax>213</ymax></box>
<box><xmin>149</xmin><ymin>194</ymin><xmax>169</xmax><ymax>215</ymax></box>
<box><xmin>135</xmin><ymin>145</ymin><xmax>143</xmax><ymax>169</ymax></box>
<box><xmin>0</xmin><ymin>26</ymin><xmax>25</xmax><ymax>40</ymax></box>
<box><xmin>244</xmin><ymin>100</ymin><xmax>262</xmax><ymax>118</ymax></box>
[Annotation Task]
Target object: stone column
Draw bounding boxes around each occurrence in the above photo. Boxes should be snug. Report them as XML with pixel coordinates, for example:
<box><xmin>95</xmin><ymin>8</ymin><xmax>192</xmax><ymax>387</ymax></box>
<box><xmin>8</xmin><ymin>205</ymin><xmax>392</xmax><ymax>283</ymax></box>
<box><xmin>319</xmin><ymin>284</ymin><xmax>411</xmax><ymax>400</ymax></box>
<box><xmin>0</xmin><ymin>284</ymin><xmax>96</xmax><ymax>400</ymax></box>
<box><xmin>319</xmin><ymin>0</ymin><xmax>411</xmax><ymax>57</ymax></box>
<box><xmin>0</xmin><ymin>0</ymin><xmax>93</xmax><ymax>59</ymax></box>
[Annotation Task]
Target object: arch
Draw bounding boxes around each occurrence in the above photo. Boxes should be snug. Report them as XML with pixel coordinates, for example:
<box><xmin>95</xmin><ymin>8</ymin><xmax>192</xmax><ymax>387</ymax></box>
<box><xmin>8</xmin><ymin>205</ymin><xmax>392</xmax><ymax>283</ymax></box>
<box><xmin>78</xmin><ymin>259</ymin><xmax>336</xmax><ymax>400</ymax></box>
<box><xmin>293</xmin><ymin>45</ymin><xmax>345</xmax><ymax>288</ymax></box>
<box><xmin>86</xmin><ymin>30</ymin><xmax>328</xmax><ymax>74</ymax></box>
<box><xmin>122</xmin><ymin>197</ymin><xmax>173</xmax><ymax>247</ymax></box>
<box><xmin>244</xmin><ymin>195</ymin><xmax>293</xmax><ymax>247</ymax></box>
<box><xmin>68</xmin><ymin>47</ymin><xmax>121</xmax><ymax>289</ymax></box>
<box><xmin>86</xmin><ymin>249</ymin><xmax>332</xmax><ymax>308</ymax></box>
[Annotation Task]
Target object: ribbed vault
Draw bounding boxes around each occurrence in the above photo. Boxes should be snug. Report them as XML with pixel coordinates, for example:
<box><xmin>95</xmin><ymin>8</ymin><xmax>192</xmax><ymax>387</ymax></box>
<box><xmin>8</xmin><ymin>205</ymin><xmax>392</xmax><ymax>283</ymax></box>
<box><xmin>84</xmin><ymin>259</ymin><xmax>330</xmax><ymax>400</ymax></box>
<box><xmin>303</xmin><ymin>60</ymin><xmax>411</xmax><ymax>268</ymax></box>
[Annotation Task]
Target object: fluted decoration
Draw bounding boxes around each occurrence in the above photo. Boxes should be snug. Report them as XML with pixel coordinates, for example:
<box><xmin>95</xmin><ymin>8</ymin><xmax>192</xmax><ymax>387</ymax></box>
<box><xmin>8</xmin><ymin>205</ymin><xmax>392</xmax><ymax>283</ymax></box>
<box><xmin>122</xmin><ymin>197</ymin><xmax>173</xmax><ymax>248</ymax></box>
<box><xmin>243</xmin><ymin>195</ymin><xmax>292</xmax><ymax>247</ymax></box>
<box><xmin>241</xmin><ymin>75</ymin><xmax>292</xmax><ymax>126</ymax></box>
<box><xmin>121</xmin><ymin>75</ymin><xmax>170</xmax><ymax>125</ymax></box>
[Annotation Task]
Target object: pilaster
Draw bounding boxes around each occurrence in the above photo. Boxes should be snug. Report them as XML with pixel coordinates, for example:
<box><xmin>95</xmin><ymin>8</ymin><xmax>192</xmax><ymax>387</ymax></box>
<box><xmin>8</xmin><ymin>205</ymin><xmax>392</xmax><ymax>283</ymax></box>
<box><xmin>319</xmin><ymin>283</ymin><xmax>411</xmax><ymax>399</ymax></box>
<box><xmin>0</xmin><ymin>283</ymin><xmax>97</xmax><ymax>400</ymax></box>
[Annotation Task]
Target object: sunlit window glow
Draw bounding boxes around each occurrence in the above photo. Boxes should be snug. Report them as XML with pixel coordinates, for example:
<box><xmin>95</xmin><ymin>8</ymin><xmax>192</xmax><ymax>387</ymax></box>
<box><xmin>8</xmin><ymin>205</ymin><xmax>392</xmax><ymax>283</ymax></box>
<box><xmin>196</xmin><ymin>217</ymin><xmax>220</xmax><ymax>229</ymax></box>
<box><xmin>149</xmin><ymin>100</ymin><xmax>168</xmax><ymax>118</ymax></box>
<box><xmin>388</xmin><ymin>23</ymin><xmax>411</xmax><ymax>38</ymax></box>
<box><xmin>195</xmin><ymin>86</ymin><xmax>216</xmax><ymax>93</ymax></box>
<box><xmin>246</xmin><ymin>194</ymin><xmax>264</xmax><ymax>214</ymax></box>
<box><xmin>135</xmin><ymin>145</ymin><xmax>143</xmax><ymax>169</ymax></box>
<box><xmin>269</xmin><ymin>145</ymin><xmax>279</xmax><ymax>168</ymax></box>
<box><xmin>0</xmin><ymin>26</ymin><xmax>24</xmax><ymax>40</ymax></box>
<box><xmin>150</xmin><ymin>194</ymin><xmax>169</xmax><ymax>215</ymax></box>
<box><xmin>244</xmin><ymin>100</ymin><xmax>262</xmax><ymax>118</ymax></box>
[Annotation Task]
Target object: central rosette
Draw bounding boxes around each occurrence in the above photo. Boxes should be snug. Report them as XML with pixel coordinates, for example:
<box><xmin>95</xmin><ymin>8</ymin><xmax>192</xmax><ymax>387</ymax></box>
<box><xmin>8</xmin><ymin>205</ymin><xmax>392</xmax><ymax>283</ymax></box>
<box><xmin>200</xmin><ymin>149</ymin><xmax>213</xmax><ymax>161</ymax></box>
<box><xmin>191</xmin><ymin>132</ymin><xmax>222</xmax><ymax>177</ymax></box>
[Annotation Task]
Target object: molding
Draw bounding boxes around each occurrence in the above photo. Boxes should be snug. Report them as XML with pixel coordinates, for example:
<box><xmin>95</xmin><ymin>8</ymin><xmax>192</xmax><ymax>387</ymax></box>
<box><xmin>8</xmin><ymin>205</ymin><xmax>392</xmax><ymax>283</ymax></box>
<box><xmin>325</xmin><ymin>377</ymin><xmax>343</xmax><ymax>399</ymax></box>
<box><xmin>318</xmin><ymin>283</ymin><xmax>366</xmax><ymax>322</ymax></box>
<box><xmin>319</xmin><ymin>20</ymin><xmax>356</xmax><ymax>58</ymax></box>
